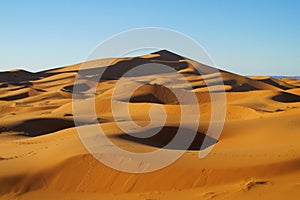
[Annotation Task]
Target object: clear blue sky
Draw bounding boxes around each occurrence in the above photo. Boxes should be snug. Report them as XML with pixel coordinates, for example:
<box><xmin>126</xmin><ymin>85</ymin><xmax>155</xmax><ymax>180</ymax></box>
<box><xmin>1</xmin><ymin>0</ymin><xmax>299</xmax><ymax>75</ymax></box>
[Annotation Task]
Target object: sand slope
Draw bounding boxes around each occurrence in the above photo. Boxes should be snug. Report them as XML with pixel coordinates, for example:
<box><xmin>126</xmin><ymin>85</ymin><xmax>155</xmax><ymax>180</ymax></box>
<box><xmin>0</xmin><ymin>50</ymin><xmax>300</xmax><ymax>199</ymax></box>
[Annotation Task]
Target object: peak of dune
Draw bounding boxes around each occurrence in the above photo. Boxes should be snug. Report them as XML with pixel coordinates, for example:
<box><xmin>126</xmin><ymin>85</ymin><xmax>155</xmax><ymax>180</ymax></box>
<box><xmin>1</xmin><ymin>69</ymin><xmax>34</xmax><ymax>74</ymax></box>
<box><xmin>150</xmin><ymin>49</ymin><xmax>185</xmax><ymax>61</ymax></box>
<box><xmin>9</xmin><ymin>69</ymin><xmax>30</xmax><ymax>72</ymax></box>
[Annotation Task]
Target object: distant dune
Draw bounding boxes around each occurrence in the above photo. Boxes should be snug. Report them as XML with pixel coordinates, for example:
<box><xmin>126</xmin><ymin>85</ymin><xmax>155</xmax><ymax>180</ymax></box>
<box><xmin>0</xmin><ymin>50</ymin><xmax>300</xmax><ymax>199</ymax></box>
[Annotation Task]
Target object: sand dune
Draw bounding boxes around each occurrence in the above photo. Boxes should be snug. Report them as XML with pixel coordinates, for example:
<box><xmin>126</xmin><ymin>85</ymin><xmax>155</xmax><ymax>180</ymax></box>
<box><xmin>251</xmin><ymin>76</ymin><xmax>297</xmax><ymax>90</ymax></box>
<box><xmin>0</xmin><ymin>50</ymin><xmax>300</xmax><ymax>199</ymax></box>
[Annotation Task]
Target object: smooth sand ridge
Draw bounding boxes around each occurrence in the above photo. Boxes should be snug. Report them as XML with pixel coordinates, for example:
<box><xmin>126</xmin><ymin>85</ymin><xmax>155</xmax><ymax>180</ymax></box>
<box><xmin>0</xmin><ymin>50</ymin><xmax>300</xmax><ymax>199</ymax></box>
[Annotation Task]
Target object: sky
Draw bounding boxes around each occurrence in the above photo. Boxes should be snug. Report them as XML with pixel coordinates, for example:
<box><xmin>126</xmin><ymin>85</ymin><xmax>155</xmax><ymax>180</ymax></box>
<box><xmin>0</xmin><ymin>0</ymin><xmax>299</xmax><ymax>75</ymax></box>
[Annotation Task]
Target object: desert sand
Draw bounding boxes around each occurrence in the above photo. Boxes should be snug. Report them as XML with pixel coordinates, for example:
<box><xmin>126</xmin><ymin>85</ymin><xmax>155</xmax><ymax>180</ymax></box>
<box><xmin>0</xmin><ymin>50</ymin><xmax>300</xmax><ymax>199</ymax></box>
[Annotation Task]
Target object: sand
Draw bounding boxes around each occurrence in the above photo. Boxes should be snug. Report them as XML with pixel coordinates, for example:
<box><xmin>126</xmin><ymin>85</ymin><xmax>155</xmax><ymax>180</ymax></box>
<box><xmin>0</xmin><ymin>50</ymin><xmax>300</xmax><ymax>199</ymax></box>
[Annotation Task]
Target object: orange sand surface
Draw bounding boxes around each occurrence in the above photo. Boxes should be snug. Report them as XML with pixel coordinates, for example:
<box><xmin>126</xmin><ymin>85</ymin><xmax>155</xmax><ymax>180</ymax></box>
<box><xmin>0</xmin><ymin>50</ymin><xmax>300</xmax><ymax>199</ymax></box>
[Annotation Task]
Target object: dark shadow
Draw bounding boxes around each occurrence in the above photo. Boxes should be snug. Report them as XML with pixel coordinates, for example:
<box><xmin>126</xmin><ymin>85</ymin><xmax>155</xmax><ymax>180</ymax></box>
<box><xmin>230</xmin><ymin>83</ymin><xmax>258</xmax><ymax>92</ymax></box>
<box><xmin>0</xmin><ymin>126</ymin><xmax>10</xmax><ymax>133</ymax></box>
<box><xmin>10</xmin><ymin>117</ymin><xmax>110</xmax><ymax>137</ymax></box>
<box><xmin>9</xmin><ymin>81</ymin><xmax>33</xmax><ymax>87</ymax></box>
<box><xmin>271</xmin><ymin>92</ymin><xmax>300</xmax><ymax>103</ymax></box>
<box><xmin>64</xmin><ymin>113</ymin><xmax>73</xmax><ymax>117</ymax></box>
<box><xmin>77</xmin><ymin>53</ymin><xmax>189</xmax><ymax>81</ymax></box>
<box><xmin>256</xmin><ymin>79</ymin><xmax>293</xmax><ymax>90</ymax></box>
<box><xmin>12</xmin><ymin>118</ymin><xmax>76</xmax><ymax>136</ymax></box>
<box><xmin>130</xmin><ymin>94</ymin><xmax>165</xmax><ymax>104</ymax></box>
<box><xmin>224</xmin><ymin>79</ymin><xmax>237</xmax><ymax>86</ymax></box>
<box><xmin>9</xmin><ymin>85</ymin><xmax>30</xmax><ymax>91</ymax></box>
<box><xmin>35</xmin><ymin>88</ymin><xmax>47</xmax><ymax>92</ymax></box>
<box><xmin>128</xmin><ymin>84</ymin><xmax>179</xmax><ymax>104</ymax></box>
<box><xmin>115</xmin><ymin>126</ymin><xmax>217</xmax><ymax>150</ymax></box>
<box><xmin>0</xmin><ymin>92</ymin><xmax>29</xmax><ymax>101</ymax></box>
<box><xmin>0</xmin><ymin>69</ymin><xmax>59</xmax><ymax>84</ymax></box>
<box><xmin>0</xmin><ymin>83</ymin><xmax>8</xmax><ymax>88</ymax></box>
<box><xmin>61</xmin><ymin>83</ymin><xmax>90</xmax><ymax>94</ymax></box>
<box><xmin>150</xmin><ymin>50</ymin><xmax>184</xmax><ymax>61</ymax></box>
